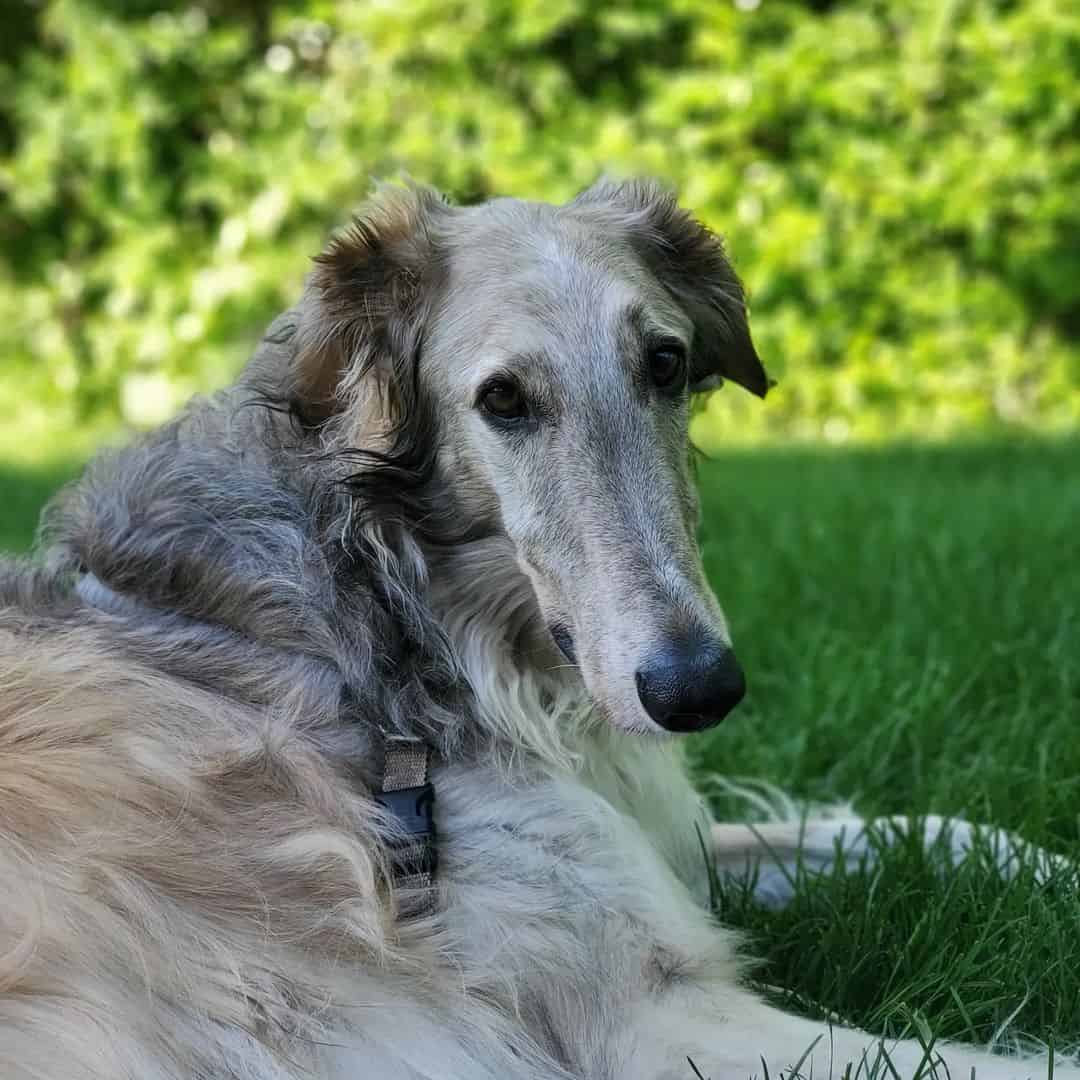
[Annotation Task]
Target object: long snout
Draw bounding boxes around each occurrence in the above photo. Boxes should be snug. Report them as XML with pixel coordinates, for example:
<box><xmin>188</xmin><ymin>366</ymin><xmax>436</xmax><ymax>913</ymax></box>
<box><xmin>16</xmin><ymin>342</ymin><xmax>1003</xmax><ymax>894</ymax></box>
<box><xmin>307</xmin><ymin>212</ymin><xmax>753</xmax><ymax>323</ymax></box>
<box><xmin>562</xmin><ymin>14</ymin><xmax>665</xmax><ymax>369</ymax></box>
<box><xmin>535</xmin><ymin>406</ymin><xmax>748</xmax><ymax>734</ymax></box>
<box><xmin>634</xmin><ymin>636</ymin><xmax>746</xmax><ymax>732</ymax></box>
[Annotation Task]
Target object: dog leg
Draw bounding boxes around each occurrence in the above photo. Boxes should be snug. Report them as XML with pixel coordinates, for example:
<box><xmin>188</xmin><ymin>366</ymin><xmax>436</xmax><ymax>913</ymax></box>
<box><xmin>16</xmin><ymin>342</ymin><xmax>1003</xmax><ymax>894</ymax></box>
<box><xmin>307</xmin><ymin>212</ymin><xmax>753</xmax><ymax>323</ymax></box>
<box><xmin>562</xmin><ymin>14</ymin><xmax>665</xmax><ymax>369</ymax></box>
<box><xmin>712</xmin><ymin>814</ymin><xmax>1070</xmax><ymax>909</ymax></box>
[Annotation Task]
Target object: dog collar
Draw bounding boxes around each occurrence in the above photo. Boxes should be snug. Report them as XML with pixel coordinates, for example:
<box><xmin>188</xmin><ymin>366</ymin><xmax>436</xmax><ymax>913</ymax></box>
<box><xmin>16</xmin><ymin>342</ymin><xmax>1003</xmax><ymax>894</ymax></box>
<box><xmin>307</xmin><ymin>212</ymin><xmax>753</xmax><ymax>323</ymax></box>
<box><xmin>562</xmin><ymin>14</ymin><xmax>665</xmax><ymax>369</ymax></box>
<box><xmin>375</xmin><ymin>734</ymin><xmax>439</xmax><ymax>909</ymax></box>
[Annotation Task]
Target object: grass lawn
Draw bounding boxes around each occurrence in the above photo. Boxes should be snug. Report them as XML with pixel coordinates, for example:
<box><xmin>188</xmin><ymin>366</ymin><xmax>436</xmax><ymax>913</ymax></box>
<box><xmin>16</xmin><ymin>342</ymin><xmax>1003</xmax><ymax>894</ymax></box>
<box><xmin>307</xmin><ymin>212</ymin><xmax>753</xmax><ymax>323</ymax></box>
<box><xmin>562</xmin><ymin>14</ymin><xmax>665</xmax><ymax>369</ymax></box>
<box><xmin>0</xmin><ymin>459</ymin><xmax>85</xmax><ymax>552</ymax></box>
<box><xmin>691</xmin><ymin>437</ymin><xmax>1080</xmax><ymax>1061</ymax></box>
<box><xmin>3</xmin><ymin>434</ymin><xmax>1079</xmax><ymax>1068</ymax></box>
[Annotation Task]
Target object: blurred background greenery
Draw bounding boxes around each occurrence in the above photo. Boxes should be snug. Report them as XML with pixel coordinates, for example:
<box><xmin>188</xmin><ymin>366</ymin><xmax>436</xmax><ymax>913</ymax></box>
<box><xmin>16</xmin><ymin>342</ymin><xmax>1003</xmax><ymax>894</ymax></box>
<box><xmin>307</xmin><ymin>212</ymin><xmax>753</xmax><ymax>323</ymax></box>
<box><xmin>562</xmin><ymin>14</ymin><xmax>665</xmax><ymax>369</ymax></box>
<box><xmin>1</xmin><ymin>0</ymin><xmax>1078</xmax><ymax>474</ymax></box>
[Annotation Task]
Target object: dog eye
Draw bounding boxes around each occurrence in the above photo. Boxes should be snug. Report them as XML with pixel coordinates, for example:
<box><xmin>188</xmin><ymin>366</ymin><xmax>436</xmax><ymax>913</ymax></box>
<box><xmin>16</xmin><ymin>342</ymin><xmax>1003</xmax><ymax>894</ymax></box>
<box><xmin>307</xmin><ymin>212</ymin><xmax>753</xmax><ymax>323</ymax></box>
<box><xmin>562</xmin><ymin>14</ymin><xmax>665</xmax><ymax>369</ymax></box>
<box><xmin>479</xmin><ymin>378</ymin><xmax>529</xmax><ymax>421</ymax></box>
<box><xmin>648</xmin><ymin>343</ymin><xmax>686</xmax><ymax>389</ymax></box>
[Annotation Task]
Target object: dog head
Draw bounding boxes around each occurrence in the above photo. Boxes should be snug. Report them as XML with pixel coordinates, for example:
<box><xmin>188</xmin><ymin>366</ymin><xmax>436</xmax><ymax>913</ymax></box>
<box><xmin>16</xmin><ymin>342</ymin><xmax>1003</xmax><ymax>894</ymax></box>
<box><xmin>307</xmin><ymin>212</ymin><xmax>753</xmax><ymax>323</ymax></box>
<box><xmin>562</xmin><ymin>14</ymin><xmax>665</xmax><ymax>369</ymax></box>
<box><xmin>283</xmin><ymin>180</ymin><xmax>768</xmax><ymax>735</ymax></box>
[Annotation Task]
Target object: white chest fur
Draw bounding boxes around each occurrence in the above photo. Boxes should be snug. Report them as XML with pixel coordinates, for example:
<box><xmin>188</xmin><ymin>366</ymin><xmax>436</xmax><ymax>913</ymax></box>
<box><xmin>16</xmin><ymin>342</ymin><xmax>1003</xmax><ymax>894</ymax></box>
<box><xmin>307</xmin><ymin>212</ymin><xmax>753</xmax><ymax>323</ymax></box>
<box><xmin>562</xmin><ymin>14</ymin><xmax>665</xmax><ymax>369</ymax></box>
<box><xmin>318</xmin><ymin>734</ymin><xmax>743</xmax><ymax>1080</ymax></box>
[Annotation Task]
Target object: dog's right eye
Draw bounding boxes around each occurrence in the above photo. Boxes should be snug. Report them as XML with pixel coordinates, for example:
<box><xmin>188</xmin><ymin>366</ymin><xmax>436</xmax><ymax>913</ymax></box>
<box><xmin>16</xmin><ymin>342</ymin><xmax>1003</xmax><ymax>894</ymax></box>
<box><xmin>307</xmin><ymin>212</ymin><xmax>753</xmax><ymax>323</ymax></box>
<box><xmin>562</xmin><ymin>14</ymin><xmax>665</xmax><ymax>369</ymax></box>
<box><xmin>647</xmin><ymin>341</ymin><xmax>687</xmax><ymax>390</ymax></box>
<box><xmin>478</xmin><ymin>378</ymin><xmax>529</xmax><ymax>422</ymax></box>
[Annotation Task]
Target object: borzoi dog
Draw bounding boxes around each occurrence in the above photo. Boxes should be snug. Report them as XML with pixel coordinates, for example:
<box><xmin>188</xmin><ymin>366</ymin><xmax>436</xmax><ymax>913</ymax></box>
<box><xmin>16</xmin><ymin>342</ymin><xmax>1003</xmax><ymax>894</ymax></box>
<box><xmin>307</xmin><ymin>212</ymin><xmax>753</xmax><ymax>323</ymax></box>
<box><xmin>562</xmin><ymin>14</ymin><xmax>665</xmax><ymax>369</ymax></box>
<box><xmin>0</xmin><ymin>180</ymin><xmax>1064</xmax><ymax>1078</ymax></box>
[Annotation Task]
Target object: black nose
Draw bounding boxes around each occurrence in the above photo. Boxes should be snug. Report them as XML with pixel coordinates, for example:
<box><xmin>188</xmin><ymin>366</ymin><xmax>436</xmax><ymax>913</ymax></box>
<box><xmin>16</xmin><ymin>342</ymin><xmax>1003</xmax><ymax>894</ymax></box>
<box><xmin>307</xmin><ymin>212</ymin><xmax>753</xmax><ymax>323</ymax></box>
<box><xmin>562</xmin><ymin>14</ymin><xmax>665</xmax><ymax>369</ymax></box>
<box><xmin>635</xmin><ymin>639</ymin><xmax>746</xmax><ymax>732</ymax></box>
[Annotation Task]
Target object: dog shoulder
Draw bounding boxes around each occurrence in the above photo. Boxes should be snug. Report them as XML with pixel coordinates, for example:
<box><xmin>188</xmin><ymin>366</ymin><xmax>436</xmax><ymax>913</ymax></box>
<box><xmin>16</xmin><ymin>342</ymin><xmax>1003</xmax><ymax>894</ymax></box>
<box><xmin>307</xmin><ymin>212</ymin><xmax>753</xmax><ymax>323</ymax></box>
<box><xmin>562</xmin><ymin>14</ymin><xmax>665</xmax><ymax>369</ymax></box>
<box><xmin>0</xmin><ymin>626</ymin><xmax>399</xmax><ymax>1075</ymax></box>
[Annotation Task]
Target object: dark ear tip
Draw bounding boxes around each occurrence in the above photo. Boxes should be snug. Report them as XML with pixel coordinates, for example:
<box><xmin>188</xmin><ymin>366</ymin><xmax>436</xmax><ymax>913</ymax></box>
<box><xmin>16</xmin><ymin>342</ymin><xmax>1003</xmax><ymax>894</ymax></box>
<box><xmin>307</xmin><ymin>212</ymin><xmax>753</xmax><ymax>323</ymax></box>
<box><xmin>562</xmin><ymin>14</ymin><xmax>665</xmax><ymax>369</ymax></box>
<box><xmin>737</xmin><ymin>357</ymin><xmax>772</xmax><ymax>399</ymax></box>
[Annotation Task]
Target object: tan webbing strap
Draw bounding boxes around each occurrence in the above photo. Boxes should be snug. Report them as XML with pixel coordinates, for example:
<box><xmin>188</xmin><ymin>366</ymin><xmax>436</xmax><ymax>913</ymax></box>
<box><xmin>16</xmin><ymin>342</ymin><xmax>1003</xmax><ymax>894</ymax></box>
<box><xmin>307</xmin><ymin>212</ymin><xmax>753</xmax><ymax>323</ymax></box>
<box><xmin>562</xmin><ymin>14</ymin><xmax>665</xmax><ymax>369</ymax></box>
<box><xmin>382</xmin><ymin>738</ymin><xmax>429</xmax><ymax>793</ymax></box>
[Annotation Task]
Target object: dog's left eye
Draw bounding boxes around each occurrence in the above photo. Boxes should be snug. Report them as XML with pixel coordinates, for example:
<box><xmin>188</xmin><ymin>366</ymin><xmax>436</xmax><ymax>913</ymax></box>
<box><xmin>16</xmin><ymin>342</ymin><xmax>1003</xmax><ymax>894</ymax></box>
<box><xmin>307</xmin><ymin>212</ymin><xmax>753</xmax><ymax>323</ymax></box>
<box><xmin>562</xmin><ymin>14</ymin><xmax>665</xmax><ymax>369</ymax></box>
<box><xmin>479</xmin><ymin>378</ymin><xmax>529</xmax><ymax>422</ymax></box>
<box><xmin>648</xmin><ymin>343</ymin><xmax>686</xmax><ymax>389</ymax></box>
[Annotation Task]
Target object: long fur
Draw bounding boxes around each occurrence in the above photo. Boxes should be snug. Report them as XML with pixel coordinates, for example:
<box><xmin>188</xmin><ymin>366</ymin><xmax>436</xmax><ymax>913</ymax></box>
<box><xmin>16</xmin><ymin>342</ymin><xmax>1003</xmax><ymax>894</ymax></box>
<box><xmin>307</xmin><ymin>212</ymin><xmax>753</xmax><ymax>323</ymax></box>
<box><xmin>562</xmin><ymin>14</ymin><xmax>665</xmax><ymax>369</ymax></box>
<box><xmin>0</xmin><ymin>181</ymin><xmax>1067</xmax><ymax>1079</ymax></box>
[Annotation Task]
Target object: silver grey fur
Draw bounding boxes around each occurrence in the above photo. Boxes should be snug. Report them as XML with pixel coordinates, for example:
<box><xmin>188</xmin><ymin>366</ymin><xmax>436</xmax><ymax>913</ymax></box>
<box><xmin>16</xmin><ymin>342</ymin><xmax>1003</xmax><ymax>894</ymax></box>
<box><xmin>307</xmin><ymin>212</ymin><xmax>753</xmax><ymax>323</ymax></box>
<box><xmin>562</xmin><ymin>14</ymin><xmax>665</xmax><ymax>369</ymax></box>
<box><xmin>0</xmin><ymin>180</ymin><xmax>1068</xmax><ymax>1079</ymax></box>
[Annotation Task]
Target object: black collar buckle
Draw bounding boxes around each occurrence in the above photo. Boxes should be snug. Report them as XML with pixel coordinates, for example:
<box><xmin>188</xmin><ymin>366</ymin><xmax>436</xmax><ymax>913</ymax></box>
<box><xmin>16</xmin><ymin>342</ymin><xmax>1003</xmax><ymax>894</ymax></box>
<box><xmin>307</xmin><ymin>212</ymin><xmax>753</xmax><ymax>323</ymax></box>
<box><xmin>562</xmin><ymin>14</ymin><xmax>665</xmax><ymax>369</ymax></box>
<box><xmin>374</xmin><ymin>781</ymin><xmax>438</xmax><ymax>878</ymax></box>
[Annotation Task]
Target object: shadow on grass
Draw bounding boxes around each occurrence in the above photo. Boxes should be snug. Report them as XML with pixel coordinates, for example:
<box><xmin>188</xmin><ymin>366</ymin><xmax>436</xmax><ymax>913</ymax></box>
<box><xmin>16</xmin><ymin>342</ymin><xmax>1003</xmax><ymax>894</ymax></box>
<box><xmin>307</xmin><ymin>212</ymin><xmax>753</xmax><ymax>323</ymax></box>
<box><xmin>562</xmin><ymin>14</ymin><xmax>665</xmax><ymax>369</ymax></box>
<box><xmin>0</xmin><ymin>459</ymin><xmax>86</xmax><ymax>553</ymax></box>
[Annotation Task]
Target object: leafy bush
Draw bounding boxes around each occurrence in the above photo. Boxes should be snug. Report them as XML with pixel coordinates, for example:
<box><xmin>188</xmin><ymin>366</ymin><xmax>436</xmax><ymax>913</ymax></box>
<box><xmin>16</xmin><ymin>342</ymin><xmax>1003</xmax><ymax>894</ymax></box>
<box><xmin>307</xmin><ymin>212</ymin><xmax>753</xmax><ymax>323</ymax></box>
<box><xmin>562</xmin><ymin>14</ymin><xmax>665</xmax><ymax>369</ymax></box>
<box><xmin>1</xmin><ymin>0</ymin><xmax>1077</xmax><ymax>449</ymax></box>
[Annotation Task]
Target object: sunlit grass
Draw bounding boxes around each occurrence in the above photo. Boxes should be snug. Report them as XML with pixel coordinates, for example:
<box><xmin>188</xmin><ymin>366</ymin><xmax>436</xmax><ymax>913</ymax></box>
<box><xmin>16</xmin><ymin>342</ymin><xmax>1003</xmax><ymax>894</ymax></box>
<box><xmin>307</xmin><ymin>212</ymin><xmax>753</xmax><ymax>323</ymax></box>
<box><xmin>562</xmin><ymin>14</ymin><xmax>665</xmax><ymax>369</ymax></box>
<box><xmin>689</xmin><ymin>437</ymin><xmax>1080</xmax><ymax>1057</ymax></box>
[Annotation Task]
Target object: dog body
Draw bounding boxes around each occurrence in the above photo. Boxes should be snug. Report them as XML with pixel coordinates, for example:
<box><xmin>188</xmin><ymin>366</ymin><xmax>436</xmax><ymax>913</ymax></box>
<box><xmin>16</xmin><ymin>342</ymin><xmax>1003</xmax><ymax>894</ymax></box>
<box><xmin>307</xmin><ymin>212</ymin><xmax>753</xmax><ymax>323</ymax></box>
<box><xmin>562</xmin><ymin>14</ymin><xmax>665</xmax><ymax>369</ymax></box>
<box><xmin>0</xmin><ymin>183</ymin><xmax>1067</xmax><ymax>1078</ymax></box>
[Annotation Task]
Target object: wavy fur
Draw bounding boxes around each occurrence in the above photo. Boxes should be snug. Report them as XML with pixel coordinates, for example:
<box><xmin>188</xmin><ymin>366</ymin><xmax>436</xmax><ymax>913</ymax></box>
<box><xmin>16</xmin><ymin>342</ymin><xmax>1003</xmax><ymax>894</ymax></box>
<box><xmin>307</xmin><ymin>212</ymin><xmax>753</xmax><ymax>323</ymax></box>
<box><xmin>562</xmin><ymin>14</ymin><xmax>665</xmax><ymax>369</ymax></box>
<box><xmin>0</xmin><ymin>181</ymin><xmax>1066</xmax><ymax>1079</ymax></box>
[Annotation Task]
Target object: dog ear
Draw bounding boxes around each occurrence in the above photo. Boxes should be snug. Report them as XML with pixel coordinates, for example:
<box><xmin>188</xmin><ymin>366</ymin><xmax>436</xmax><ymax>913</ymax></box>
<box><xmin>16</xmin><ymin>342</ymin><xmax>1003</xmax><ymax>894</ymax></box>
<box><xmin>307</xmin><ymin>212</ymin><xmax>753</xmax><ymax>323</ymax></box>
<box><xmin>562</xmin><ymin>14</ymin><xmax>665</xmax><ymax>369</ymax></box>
<box><xmin>290</xmin><ymin>184</ymin><xmax>449</xmax><ymax>425</ymax></box>
<box><xmin>574</xmin><ymin>180</ymin><xmax>770</xmax><ymax>398</ymax></box>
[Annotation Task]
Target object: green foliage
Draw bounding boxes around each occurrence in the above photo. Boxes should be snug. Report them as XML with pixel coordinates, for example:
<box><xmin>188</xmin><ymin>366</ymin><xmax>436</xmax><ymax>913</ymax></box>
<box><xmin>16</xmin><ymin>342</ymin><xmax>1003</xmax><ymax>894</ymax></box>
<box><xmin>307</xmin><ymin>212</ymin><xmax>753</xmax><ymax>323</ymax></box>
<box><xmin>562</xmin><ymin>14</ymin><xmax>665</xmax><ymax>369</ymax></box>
<box><xmin>1</xmin><ymin>0</ymin><xmax>1078</xmax><ymax>446</ymax></box>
